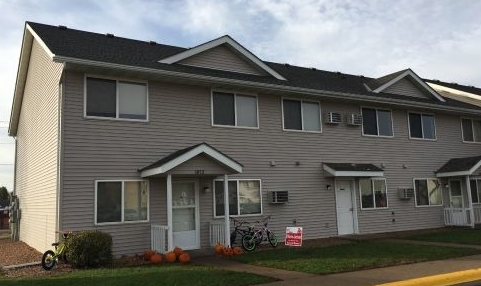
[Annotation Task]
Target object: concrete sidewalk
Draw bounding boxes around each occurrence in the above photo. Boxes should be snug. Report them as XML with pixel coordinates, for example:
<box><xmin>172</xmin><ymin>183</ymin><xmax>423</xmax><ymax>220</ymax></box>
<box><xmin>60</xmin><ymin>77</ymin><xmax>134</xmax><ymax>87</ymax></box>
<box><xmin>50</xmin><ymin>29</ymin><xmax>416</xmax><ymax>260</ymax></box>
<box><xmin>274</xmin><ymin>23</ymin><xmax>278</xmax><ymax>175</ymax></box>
<box><xmin>195</xmin><ymin>240</ymin><xmax>481</xmax><ymax>286</ymax></box>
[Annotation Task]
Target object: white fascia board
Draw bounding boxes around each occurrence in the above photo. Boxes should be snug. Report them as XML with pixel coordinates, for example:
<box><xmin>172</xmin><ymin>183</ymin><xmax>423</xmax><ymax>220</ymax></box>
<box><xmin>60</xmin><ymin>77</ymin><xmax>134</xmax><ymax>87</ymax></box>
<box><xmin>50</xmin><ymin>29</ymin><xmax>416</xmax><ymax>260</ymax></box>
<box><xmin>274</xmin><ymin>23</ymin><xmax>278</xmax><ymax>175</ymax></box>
<box><xmin>54</xmin><ymin>56</ymin><xmax>481</xmax><ymax>116</ymax></box>
<box><xmin>373</xmin><ymin>70</ymin><xmax>445</xmax><ymax>102</ymax></box>
<box><xmin>26</xmin><ymin>24</ymin><xmax>55</xmax><ymax>58</ymax></box>
<box><xmin>140</xmin><ymin>144</ymin><xmax>242</xmax><ymax>177</ymax></box>
<box><xmin>158</xmin><ymin>35</ymin><xmax>286</xmax><ymax>81</ymax></box>
<box><xmin>323</xmin><ymin>164</ymin><xmax>383</xmax><ymax>177</ymax></box>
<box><xmin>436</xmin><ymin>171</ymin><xmax>470</xmax><ymax>178</ymax></box>
<box><xmin>428</xmin><ymin>82</ymin><xmax>481</xmax><ymax>101</ymax></box>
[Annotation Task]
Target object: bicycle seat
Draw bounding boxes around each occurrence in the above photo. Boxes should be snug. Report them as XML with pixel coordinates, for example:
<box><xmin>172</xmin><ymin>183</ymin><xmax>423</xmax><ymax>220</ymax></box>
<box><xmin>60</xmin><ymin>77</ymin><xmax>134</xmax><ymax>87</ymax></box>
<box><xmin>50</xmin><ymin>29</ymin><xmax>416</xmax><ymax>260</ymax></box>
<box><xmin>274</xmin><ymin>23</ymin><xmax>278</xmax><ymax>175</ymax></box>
<box><xmin>52</xmin><ymin>242</ymin><xmax>60</xmax><ymax>247</ymax></box>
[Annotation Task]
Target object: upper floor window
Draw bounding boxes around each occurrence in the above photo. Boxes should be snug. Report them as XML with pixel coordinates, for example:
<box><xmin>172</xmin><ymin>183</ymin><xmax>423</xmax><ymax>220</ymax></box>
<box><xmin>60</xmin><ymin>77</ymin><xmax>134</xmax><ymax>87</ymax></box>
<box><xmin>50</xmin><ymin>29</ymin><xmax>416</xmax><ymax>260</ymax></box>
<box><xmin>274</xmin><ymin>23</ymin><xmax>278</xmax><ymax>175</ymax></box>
<box><xmin>414</xmin><ymin>178</ymin><xmax>442</xmax><ymax>207</ymax></box>
<box><xmin>409</xmin><ymin>112</ymin><xmax>436</xmax><ymax>140</ymax></box>
<box><xmin>95</xmin><ymin>180</ymin><xmax>149</xmax><ymax>224</ymax></box>
<box><xmin>86</xmin><ymin>77</ymin><xmax>148</xmax><ymax>120</ymax></box>
<box><xmin>470</xmin><ymin>179</ymin><xmax>481</xmax><ymax>204</ymax></box>
<box><xmin>359</xmin><ymin>178</ymin><xmax>388</xmax><ymax>209</ymax></box>
<box><xmin>212</xmin><ymin>91</ymin><xmax>258</xmax><ymax>128</ymax></box>
<box><xmin>462</xmin><ymin>118</ymin><xmax>481</xmax><ymax>143</ymax></box>
<box><xmin>214</xmin><ymin>179</ymin><xmax>262</xmax><ymax>217</ymax></box>
<box><xmin>283</xmin><ymin>99</ymin><xmax>321</xmax><ymax>132</ymax></box>
<box><xmin>361</xmin><ymin>108</ymin><xmax>393</xmax><ymax>137</ymax></box>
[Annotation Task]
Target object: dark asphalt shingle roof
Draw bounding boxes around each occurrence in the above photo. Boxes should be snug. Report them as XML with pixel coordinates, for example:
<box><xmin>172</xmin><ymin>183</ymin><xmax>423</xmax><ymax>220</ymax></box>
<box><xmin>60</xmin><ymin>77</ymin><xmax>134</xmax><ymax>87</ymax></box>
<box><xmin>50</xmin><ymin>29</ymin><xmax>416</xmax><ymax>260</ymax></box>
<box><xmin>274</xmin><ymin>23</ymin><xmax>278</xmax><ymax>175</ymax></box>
<box><xmin>436</xmin><ymin>155</ymin><xmax>481</xmax><ymax>174</ymax></box>
<box><xmin>323</xmin><ymin>163</ymin><xmax>383</xmax><ymax>172</ymax></box>
<box><xmin>27</xmin><ymin>22</ymin><xmax>480</xmax><ymax>111</ymax></box>
<box><xmin>367</xmin><ymin>69</ymin><xmax>409</xmax><ymax>90</ymax></box>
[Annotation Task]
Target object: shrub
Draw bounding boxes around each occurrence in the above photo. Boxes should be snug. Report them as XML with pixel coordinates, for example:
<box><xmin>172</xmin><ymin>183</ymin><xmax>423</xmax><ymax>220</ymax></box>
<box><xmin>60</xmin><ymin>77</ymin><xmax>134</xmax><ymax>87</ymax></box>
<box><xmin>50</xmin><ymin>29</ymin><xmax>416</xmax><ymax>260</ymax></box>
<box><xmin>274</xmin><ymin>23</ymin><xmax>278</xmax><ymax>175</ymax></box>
<box><xmin>65</xmin><ymin>230</ymin><xmax>113</xmax><ymax>268</ymax></box>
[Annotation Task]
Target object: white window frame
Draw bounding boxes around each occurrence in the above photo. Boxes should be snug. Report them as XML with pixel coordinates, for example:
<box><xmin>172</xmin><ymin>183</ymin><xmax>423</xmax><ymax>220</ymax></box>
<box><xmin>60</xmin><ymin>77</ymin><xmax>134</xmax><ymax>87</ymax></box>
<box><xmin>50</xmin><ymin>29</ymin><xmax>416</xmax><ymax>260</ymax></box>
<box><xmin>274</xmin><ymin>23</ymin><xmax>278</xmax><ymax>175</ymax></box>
<box><xmin>84</xmin><ymin>75</ymin><xmax>149</xmax><ymax>122</ymax></box>
<box><xmin>211</xmin><ymin>90</ymin><xmax>259</xmax><ymax>129</ymax></box>
<box><xmin>94</xmin><ymin>179</ymin><xmax>149</xmax><ymax>225</ymax></box>
<box><xmin>461</xmin><ymin>117</ymin><xmax>481</xmax><ymax>144</ymax></box>
<box><xmin>413</xmin><ymin>178</ymin><xmax>443</xmax><ymax>207</ymax></box>
<box><xmin>213</xmin><ymin>179</ymin><xmax>263</xmax><ymax>218</ymax></box>
<box><xmin>359</xmin><ymin>178</ymin><xmax>388</xmax><ymax>210</ymax></box>
<box><xmin>360</xmin><ymin>106</ymin><xmax>394</xmax><ymax>138</ymax></box>
<box><xmin>281</xmin><ymin>97</ymin><xmax>322</xmax><ymax>133</ymax></box>
<box><xmin>470</xmin><ymin>178</ymin><xmax>481</xmax><ymax>204</ymax></box>
<box><xmin>407</xmin><ymin>111</ymin><xmax>437</xmax><ymax>141</ymax></box>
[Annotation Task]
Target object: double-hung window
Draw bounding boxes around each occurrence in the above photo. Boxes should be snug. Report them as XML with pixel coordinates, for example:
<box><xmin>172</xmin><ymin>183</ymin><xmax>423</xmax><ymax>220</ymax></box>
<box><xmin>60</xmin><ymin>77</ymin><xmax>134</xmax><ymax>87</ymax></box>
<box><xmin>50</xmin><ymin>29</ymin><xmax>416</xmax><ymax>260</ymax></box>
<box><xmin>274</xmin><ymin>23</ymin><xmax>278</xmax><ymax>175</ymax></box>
<box><xmin>359</xmin><ymin>178</ymin><xmax>388</xmax><ymax>209</ymax></box>
<box><xmin>409</xmin><ymin>113</ymin><xmax>436</xmax><ymax>139</ymax></box>
<box><xmin>470</xmin><ymin>179</ymin><xmax>481</xmax><ymax>204</ymax></box>
<box><xmin>283</xmin><ymin>99</ymin><xmax>321</xmax><ymax>131</ymax></box>
<box><xmin>414</xmin><ymin>179</ymin><xmax>442</xmax><ymax>206</ymax></box>
<box><xmin>461</xmin><ymin>118</ymin><xmax>481</xmax><ymax>143</ymax></box>
<box><xmin>95</xmin><ymin>180</ymin><xmax>148</xmax><ymax>224</ymax></box>
<box><xmin>212</xmin><ymin>91</ymin><xmax>258</xmax><ymax>128</ymax></box>
<box><xmin>86</xmin><ymin>77</ymin><xmax>148</xmax><ymax>120</ymax></box>
<box><xmin>214</xmin><ymin>179</ymin><xmax>262</xmax><ymax>217</ymax></box>
<box><xmin>361</xmin><ymin>107</ymin><xmax>393</xmax><ymax>137</ymax></box>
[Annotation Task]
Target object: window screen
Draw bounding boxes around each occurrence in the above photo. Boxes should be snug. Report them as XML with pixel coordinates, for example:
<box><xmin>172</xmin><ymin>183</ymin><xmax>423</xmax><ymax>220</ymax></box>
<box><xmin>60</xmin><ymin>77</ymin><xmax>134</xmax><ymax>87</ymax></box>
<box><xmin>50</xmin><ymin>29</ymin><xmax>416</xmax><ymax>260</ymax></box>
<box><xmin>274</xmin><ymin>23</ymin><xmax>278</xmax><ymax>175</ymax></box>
<box><xmin>283</xmin><ymin>99</ymin><xmax>302</xmax><ymax>130</ymax></box>
<box><xmin>362</xmin><ymin>108</ymin><xmax>378</xmax><ymax>135</ymax></box>
<box><xmin>409</xmin><ymin>113</ymin><xmax>423</xmax><ymax>138</ymax></box>
<box><xmin>213</xmin><ymin>92</ymin><xmax>235</xmax><ymax>126</ymax></box>
<box><xmin>86</xmin><ymin>77</ymin><xmax>116</xmax><ymax>118</ymax></box>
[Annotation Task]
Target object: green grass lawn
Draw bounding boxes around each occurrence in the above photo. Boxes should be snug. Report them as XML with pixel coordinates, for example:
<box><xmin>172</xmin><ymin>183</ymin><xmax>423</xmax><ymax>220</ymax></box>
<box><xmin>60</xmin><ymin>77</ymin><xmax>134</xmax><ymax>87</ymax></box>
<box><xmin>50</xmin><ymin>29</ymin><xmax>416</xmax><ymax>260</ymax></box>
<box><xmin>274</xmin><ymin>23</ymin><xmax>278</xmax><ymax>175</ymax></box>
<box><xmin>407</xmin><ymin>228</ymin><xmax>481</xmax><ymax>245</ymax></box>
<box><xmin>232</xmin><ymin>241</ymin><xmax>481</xmax><ymax>275</ymax></box>
<box><xmin>0</xmin><ymin>265</ymin><xmax>276</xmax><ymax>286</ymax></box>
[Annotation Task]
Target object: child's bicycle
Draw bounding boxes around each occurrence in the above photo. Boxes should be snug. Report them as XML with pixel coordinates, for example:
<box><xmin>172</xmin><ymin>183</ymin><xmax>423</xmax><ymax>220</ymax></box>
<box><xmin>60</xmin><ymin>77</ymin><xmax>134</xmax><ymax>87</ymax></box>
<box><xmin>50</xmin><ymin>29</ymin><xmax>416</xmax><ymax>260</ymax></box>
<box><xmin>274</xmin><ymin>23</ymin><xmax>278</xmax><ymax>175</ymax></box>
<box><xmin>41</xmin><ymin>231</ymin><xmax>73</xmax><ymax>270</ymax></box>
<box><xmin>229</xmin><ymin>217</ymin><xmax>253</xmax><ymax>249</ymax></box>
<box><xmin>241</xmin><ymin>216</ymin><xmax>277</xmax><ymax>252</ymax></box>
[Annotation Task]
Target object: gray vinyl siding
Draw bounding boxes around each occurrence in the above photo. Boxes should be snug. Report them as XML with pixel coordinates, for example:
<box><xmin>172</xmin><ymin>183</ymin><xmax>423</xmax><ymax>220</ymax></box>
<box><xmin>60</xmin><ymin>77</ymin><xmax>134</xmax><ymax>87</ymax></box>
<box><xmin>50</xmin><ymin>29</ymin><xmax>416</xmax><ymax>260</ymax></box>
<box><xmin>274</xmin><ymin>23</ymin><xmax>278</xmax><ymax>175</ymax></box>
<box><xmin>178</xmin><ymin>44</ymin><xmax>266</xmax><ymax>76</ymax></box>
<box><xmin>61</xmin><ymin>70</ymin><xmax>481</xmax><ymax>255</ymax></box>
<box><xmin>15</xmin><ymin>40</ymin><xmax>63</xmax><ymax>252</ymax></box>
<box><xmin>384</xmin><ymin>78</ymin><xmax>430</xmax><ymax>99</ymax></box>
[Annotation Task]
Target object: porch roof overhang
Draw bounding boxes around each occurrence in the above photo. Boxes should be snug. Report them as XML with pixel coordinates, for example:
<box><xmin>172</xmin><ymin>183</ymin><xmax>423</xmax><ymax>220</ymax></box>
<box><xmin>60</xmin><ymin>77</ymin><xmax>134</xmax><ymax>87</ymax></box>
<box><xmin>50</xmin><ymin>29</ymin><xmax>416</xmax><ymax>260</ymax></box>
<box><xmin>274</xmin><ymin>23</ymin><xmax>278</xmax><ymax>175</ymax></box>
<box><xmin>139</xmin><ymin>143</ymin><xmax>243</xmax><ymax>177</ymax></box>
<box><xmin>323</xmin><ymin>163</ymin><xmax>384</xmax><ymax>177</ymax></box>
<box><xmin>436</xmin><ymin>155</ymin><xmax>481</xmax><ymax>178</ymax></box>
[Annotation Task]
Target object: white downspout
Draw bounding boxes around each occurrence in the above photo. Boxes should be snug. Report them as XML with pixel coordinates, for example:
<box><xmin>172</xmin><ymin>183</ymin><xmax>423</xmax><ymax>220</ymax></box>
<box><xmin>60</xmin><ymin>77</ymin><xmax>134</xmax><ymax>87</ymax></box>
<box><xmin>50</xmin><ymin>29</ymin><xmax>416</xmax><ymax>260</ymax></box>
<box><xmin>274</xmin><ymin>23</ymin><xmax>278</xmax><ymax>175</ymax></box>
<box><xmin>167</xmin><ymin>174</ymin><xmax>173</xmax><ymax>250</ymax></box>
<box><xmin>465</xmin><ymin>176</ymin><xmax>475</xmax><ymax>228</ymax></box>
<box><xmin>223</xmin><ymin>174</ymin><xmax>230</xmax><ymax>247</ymax></box>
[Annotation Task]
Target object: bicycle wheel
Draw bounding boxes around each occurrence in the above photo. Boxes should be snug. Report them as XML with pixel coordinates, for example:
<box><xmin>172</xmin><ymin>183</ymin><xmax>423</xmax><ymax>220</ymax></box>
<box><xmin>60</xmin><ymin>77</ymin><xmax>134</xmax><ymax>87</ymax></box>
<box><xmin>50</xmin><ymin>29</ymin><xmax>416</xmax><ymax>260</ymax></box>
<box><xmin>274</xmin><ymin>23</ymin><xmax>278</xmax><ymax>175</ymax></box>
<box><xmin>267</xmin><ymin>231</ymin><xmax>278</xmax><ymax>247</ymax></box>
<box><xmin>242</xmin><ymin>234</ymin><xmax>257</xmax><ymax>252</ymax></box>
<box><xmin>41</xmin><ymin>250</ymin><xmax>57</xmax><ymax>270</ymax></box>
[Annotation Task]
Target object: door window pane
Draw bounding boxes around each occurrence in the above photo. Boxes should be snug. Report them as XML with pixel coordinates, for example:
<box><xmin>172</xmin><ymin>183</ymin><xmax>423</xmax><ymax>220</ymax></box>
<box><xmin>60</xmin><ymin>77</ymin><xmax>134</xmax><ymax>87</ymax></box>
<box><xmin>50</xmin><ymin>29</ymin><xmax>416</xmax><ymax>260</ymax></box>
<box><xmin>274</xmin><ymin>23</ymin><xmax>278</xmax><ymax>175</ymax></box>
<box><xmin>86</xmin><ymin>77</ymin><xmax>116</xmax><ymax>118</ymax></box>
<box><xmin>124</xmin><ymin>181</ymin><xmax>148</xmax><ymax>221</ymax></box>
<box><xmin>409</xmin><ymin>113</ymin><xmax>422</xmax><ymax>138</ymax></box>
<box><xmin>118</xmin><ymin>82</ymin><xmax>147</xmax><ymax>120</ymax></box>
<box><xmin>302</xmin><ymin>102</ymin><xmax>320</xmax><ymax>131</ymax></box>
<box><xmin>283</xmin><ymin>99</ymin><xmax>302</xmax><ymax>130</ymax></box>
<box><xmin>377</xmin><ymin>110</ymin><xmax>393</xmax><ymax>136</ymax></box>
<box><xmin>213</xmin><ymin>92</ymin><xmax>235</xmax><ymax>126</ymax></box>
<box><xmin>422</xmin><ymin>115</ymin><xmax>436</xmax><ymax>139</ymax></box>
<box><xmin>238</xmin><ymin>181</ymin><xmax>261</xmax><ymax>215</ymax></box>
<box><xmin>214</xmin><ymin>181</ymin><xmax>238</xmax><ymax>216</ymax></box>
<box><xmin>362</xmin><ymin>108</ymin><xmax>378</xmax><ymax>135</ymax></box>
<box><xmin>462</xmin><ymin>119</ymin><xmax>474</xmax><ymax>142</ymax></box>
<box><xmin>236</xmin><ymin>95</ymin><xmax>258</xmax><ymax>127</ymax></box>
<box><xmin>97</xmin><ymin>182</ymin><xmax>122</xmax><ymax>223</ymax></box>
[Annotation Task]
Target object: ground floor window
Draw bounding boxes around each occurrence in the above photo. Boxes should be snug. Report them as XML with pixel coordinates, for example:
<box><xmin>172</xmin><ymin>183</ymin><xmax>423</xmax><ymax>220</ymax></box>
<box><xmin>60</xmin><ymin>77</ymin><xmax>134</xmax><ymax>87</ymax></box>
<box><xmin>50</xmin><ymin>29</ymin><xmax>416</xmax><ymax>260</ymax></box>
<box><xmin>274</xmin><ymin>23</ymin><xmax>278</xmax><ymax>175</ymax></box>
<box><xmin>214</xmin><ymin>179</ymin><xmax>262</xmax><ymax>217</ymax></box>
<box><xmin>95</xmin><ymin>180</ymin><xmax>148</xmax><ymax>224</ymax></box>
<box><xmin>414</xmin><ymin>178</ymin><xmax>442</xmax><ymax>206</ymax></box>
<box><xmin>470</xmin><ymin>179</ymin><xmax>481</xmax><ymax>204</ymax></box>
<box><xmin>359</xmin><ymin>178</ymin><xmax>388</xmax><ymax>209</ymax></box>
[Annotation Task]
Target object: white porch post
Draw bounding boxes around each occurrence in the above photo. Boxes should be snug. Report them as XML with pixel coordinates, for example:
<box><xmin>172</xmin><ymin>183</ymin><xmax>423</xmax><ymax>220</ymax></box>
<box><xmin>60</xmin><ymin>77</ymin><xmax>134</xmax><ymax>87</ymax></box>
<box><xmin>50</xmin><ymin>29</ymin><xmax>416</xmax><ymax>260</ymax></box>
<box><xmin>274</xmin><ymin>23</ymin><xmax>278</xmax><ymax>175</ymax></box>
<box><xmin>167</xmin><ymin>174</ymin><xmax>174</xmax><ymax>250</ymax></box>
<box><xmin>466</xmin><ymin>175</ymin><xmax>475</xmax><ymax>228</ymax></box>
<box><xmin>224</xmin><ymin>174</ymin><xmax>230</xmax><ymax>247</ymax></box>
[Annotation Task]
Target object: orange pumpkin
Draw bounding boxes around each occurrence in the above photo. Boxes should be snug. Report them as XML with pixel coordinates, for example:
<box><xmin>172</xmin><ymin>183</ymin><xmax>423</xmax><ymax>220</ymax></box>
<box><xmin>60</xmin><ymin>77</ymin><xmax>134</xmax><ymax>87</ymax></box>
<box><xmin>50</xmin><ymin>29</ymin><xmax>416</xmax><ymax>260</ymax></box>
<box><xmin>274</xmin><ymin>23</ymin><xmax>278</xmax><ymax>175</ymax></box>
<box><xmin>150</xmin><ymin>253</ymin><xmax>163</xmax><ymax>264</ymax></box>
<box><xmin>233</xmin><ymin>247</ymin><xmax>243</xmax><ymax>255</ymax></box>
<box><xmin>144</xmin><ymin>249</ymin><xmax>155</xmax><ymax>261</ymax></box>
<box><xmin>173</xmin><ymin>246</ymin><xmax>184</xmax><ymax>257</ymax></box>
<box><xmin>178</xmin><ymin>252</ymin><xmax>191</xmax><ymax>263</ymax></box>
<box><xmin>223</xmin><ymin>247</ymin><xmax>234</xmax><ymax>256</ymax></box>
<box><xmin>214</xmin><ymin>244</ymin><xmax>224</xmax><ymax>255</ymax></box>
<box><xmin>165</xmin><ymin>251</ymin><xmax>177</xmax><ymax>263</ymax></box>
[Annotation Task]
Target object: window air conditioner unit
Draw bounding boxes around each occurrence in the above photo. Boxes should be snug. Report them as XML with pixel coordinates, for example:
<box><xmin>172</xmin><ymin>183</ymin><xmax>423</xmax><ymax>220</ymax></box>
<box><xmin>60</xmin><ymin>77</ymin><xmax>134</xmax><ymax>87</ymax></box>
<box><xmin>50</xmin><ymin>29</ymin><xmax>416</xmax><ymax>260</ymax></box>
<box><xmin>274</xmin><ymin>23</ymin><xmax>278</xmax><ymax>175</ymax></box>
<box><xmin>269</xmin><ymin>191</ymin><xmax>289</xmax><ymax>204</ymax></box>
<box><xmin>398</xmin><ymin>188</ymin><xmax>414</xmax><ymax>199</ymax></box>
<box><xmin>347</xmin><ymin>113</ymin><xmax>363</xmax><ymax>126</ymax></box>
<box><xmin>326</xmin><ymin>112</ymin><xmax>342</xmax><ymax>124</ymax></box>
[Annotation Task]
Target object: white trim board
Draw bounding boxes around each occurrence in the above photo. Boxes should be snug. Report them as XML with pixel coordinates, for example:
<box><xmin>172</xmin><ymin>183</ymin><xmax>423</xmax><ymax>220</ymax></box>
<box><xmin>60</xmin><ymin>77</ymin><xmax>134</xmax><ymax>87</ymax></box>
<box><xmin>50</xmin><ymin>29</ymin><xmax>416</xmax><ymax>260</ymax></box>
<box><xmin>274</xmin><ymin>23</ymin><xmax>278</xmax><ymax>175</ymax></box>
<box><xmin>323</xmin><ymin>164</ymin><xmax>384</xmax><ymax>177</ymax></box>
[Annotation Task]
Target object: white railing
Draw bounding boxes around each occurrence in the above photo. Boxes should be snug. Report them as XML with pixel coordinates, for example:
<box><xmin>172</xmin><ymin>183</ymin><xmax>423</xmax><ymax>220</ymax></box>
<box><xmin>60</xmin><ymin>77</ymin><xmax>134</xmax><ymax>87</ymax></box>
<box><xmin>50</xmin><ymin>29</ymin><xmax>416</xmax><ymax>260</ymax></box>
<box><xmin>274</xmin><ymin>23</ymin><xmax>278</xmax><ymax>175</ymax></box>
<box><xmin>444</xmin><ymin>208</ymin><xmax>471</xmax><ymax>226</ymax></box>
<box><xmin>474</xmin><ymin>205</ymin><xmax>481</xmax><ymax>224</ymax></box>
<box><xmin>209</xmin><ymin>220</ymin><xmax>226</xmax><ymax>246</ymax></box>
<box><xmin>151</xmin><ymin>224</ymin><xmax>168</xmax><ymax>254</ymax></box>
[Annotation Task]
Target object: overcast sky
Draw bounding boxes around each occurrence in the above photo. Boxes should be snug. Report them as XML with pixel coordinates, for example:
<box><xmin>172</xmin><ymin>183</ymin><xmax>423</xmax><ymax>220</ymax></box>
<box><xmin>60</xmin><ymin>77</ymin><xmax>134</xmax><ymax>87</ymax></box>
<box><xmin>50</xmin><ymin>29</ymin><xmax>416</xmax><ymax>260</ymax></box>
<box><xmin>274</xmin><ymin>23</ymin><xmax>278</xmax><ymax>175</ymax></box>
<box><xmin>1</xmin><ymin>0</ymin><xmax>481</xmax><ymax>191</ymax></box>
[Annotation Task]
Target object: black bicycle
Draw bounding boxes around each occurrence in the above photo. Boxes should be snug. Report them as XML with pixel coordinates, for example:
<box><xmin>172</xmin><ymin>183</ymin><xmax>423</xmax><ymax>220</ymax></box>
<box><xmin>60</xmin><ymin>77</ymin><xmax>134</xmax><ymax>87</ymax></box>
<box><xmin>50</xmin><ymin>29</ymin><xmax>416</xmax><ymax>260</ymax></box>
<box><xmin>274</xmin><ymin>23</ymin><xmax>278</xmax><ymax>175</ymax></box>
<box><xmin>229</xmin><ymin>217</ymin><xmax>253</xmax><ymax>249</ymax></box>
<box><xmin>242</xmin><ymin>216</ymin><xmax>277</xmax><ymax>252</ymax></box>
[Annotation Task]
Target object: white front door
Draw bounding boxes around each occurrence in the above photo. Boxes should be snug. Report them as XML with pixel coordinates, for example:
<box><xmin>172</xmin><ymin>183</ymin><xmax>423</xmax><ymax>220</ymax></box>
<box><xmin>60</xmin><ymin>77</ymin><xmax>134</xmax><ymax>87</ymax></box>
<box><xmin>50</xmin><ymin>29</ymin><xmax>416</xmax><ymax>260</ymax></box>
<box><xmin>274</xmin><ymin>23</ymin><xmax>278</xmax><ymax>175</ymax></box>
<box><xmin>172</xmin><ymin>180</ymin><xmax>200</xmax><ymax>250</ymax></box>
<box><xmin>335</xmin><ymin>180</ymin><xmax>356</xmax><ymax>235</ymax></box>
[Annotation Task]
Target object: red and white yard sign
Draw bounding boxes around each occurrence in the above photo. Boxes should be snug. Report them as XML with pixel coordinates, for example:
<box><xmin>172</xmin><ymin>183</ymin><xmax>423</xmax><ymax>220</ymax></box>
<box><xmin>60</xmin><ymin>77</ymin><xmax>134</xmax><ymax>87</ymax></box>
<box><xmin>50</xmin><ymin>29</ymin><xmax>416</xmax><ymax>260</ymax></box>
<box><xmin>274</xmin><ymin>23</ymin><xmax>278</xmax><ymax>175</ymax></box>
<box><xmin>285</xmin><ymin>227</ymin><xmax>303</xmax><ymax>246</ymax></box>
